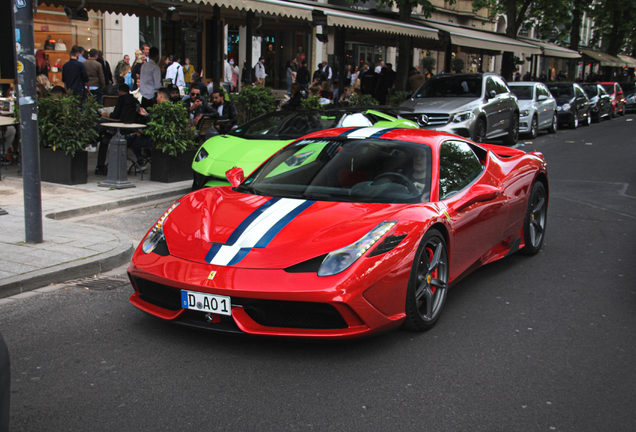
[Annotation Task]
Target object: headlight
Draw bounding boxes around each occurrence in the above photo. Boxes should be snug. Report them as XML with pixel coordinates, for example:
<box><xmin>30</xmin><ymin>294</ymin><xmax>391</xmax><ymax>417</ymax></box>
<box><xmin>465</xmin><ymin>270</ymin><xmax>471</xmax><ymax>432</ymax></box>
<box><xmin>590</xmin><ymin>96</ymin><xmax>598</xmax><ymax>103</ymax></box>
<box><xmin>195</xmin><ymin>147</ymin><xmax>209</xmax><ymax>162</ymax></box>
<box><xmin>142</xmin><ymin>202</ymin><xmax>180</xmax><ymax>254</ymax></box>
<box><xmin>561</xmin><ymin>103</ymin><xmax>571</xmax><ymax>111</ymax></box>
<box><xmin>451</xmin><ymin>111</ymin><xmax>474</xmax><ymax>123</ymax></box>
<box><xmin>520</xmin><ymin>109</ymin><xmax>530</xmax><ymax>117</ymax></box>
<box><xmin>318</xmin><ymin>221</ymin><xmax>396</xmax><ymax>277</ymax></box>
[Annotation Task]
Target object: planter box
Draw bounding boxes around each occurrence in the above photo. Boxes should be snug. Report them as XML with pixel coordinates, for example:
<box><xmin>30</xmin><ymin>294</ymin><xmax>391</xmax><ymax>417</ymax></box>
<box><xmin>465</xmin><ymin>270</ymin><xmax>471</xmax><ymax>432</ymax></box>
<box><xmin>150</xmin><ymin>148</ymin><xmax>197</xmax><ymax>183</ymax></box>
<box><xmin>40</xmin><ymin>149</ymin><xmax>88</xmax><ymax>185</ymax></box>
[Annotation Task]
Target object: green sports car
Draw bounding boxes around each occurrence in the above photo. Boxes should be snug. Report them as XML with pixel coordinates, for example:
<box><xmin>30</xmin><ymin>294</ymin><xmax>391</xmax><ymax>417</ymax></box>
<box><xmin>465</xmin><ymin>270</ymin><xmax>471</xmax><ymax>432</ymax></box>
<box><xmin>191</xmin><ymin>108</ymin><xmax>419</xmax><ymax>189</ymax></box>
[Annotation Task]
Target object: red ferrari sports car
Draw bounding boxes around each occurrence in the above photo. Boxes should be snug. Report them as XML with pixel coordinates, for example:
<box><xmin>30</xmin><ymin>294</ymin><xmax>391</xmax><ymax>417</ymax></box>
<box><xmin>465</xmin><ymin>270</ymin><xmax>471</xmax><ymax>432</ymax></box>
<box><xmin>128</xmin><ymin>127</ymin><xmax>548</xmax><ymax>339</ymax></box>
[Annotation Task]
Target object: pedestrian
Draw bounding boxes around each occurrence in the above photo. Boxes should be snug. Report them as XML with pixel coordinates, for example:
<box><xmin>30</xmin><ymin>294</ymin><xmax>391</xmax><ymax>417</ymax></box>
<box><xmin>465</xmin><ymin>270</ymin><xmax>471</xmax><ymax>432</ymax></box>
<box><xmin>139</xmin><ymin>47</ymin><xmax>162</xmax><ymax>108</ymax></box>
<box><xmin>254</xmin><ymin>57</ymin><xmax>266</xmax><ymax>86</ymax></box>
<box><xmin>375</xmin><ymin>60</ymin><xmax>385</xmax><ymax>74</ymax></box>
<box><xmin>223</xmin><ymin>54</ymin><xmax>233</xmax><ymax>94</ymax></box>
<box><xmin>114</xmin><ymin>54</ymin><xmax>130</xmax><ymax>80</ymax></box>
<box><xmin>97</xmin><ymin>51</ymin><xmax>113</xmax><ymax>86</ymax></box>
<box><xmin>522</xmin><ymin>71</ymin><xmax>531</xmax><ymax>81</ymax></box>
<box><xmin>296</xmin><ymin>60</ymin><xmax>310</xmax><ymax>92</ymax></box>
<box><xmin>84</xmin><ymin>49</ymin><xmax>105</xmax><ymax>104</ymax></box>
<box><xmin>183</xmin><ymin>58</ymin><xmax>194</xmax><ymax>84</ymax></box>
<box><xmin>313</xmin><ymin>64</ymin><xmax>324</xmax><ymax>84</ymax></box>
<box><xmin>321</xmin><ymin>60</ymin><xmax>333</xmax><ymax>84</ymax></box>
<box><xmin>131</xmin><ymin>50</ymin><xmax>144</xmax><ymax>90</ymax></box>
<box><xmin>539</xmin><ymin>71</ymin><xmax>547</xmax><ymax>82</ymax></box>
<box><xmin>285</xmin><ymin>60</ymin><xmax>295</xmax><ymax>94</ymax></box>
<box><xmin>165</xmin><ymin>54</ymin><xmax>185</xmax><ymax>87</ymax></box>
<box><xmin>408</xmin><ymin>67</ymin><xmax>425</xmax><ymax>92</ymax></box>
<box><xmin>62</xmin><ymin>45</ymin><xmax>89</xmax><ymax>101</ymax></box>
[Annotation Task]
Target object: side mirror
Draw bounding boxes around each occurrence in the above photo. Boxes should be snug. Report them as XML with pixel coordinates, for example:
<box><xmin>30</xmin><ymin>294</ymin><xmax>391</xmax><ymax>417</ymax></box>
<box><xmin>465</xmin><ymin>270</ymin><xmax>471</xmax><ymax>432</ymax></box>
<box><xmin>537</xmin><ymin>94</ymin><xmax>548</xmax><ymax>101</ymax></box>
<box><xmin>455</xmin><ymin>184</ymin><xmax>500</xmax><ymax>212</ymax></box>
<box><xmin>488</xmin><ymin>90</ymin><xmax>497</xmax><ymax>99</ymax></box>
<box><xmin>225</xmin><ymin>167</ymin><xmax>245</xmax><ymax>187</ymax></box>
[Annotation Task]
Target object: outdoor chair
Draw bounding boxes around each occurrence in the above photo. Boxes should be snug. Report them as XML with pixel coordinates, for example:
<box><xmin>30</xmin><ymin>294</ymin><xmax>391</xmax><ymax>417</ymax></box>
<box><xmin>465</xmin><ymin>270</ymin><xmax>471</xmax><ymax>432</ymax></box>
<box><xmin>102</xmin><ymin>95</ymin><xmax>118</xmax><ymax>108</ymax></box>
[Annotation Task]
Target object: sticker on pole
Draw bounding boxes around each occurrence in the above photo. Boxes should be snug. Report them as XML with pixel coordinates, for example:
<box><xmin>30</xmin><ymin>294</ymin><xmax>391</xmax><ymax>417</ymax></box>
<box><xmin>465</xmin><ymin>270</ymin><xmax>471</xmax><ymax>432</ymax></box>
<box><xmin>16</xmin><ymin>61</ymin><xmax>24</xmax><ymax>73</ymax></box>
<box><xmin>16</xmin><ymin>0</ymin><xmax>27</xmax><ymax>9</ymax></box>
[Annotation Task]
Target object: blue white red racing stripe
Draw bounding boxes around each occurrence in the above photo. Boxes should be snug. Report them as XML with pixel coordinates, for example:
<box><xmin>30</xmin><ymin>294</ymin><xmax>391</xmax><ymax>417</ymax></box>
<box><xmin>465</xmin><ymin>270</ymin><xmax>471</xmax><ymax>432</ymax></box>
<box><xmin>205</xmin><ymin>198</ymin><xmax>315</xmax><ymax>266</ymax></box>
<box><xmin>339</xmin><ymin>127</ymin><xmax>396</xmax><ymax>139</ymax></box>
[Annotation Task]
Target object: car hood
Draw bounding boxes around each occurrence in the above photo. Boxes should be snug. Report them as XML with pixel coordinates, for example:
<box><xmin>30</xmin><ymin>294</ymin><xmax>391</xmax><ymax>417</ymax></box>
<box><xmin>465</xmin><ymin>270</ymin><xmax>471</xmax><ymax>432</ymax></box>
<box><xmin>555</xmin><ymin>96</ymin><xmax>575</xmax><ymax>105</ymax></box>
<box><xmin>163</xmin><ymin>187</ymin><xmax>425</xmax><ymax>269</ymax></box>
<box><xmin>400</xmin><ymin>97</ymin><xmax>479</xmax><ymax>113</ymax></box>
<box><xmin>192</xmin><ymin>135</ymin><xmax>292</xmax><ymax>179</ymax></box>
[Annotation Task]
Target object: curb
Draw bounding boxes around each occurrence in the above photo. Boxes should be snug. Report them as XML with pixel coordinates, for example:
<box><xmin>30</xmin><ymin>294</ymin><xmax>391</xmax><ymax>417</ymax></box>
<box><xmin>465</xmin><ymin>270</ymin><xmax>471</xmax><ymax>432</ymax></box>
<box><xmin>45</xmin><ymin>186</ymin><xmax>192</xmax><ymax>220</ymax></box>
<box><xmin>0</xmin><ymin>231</ymin><xmax>134</xmax><ymax>298</ymax></box>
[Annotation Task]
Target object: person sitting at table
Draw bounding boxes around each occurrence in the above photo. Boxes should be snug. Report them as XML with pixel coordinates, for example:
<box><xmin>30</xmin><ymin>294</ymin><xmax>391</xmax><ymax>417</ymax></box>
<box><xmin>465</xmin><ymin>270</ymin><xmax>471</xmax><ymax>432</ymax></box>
<box><xmin>281</xmin><ymin>83</ymin><xmax>302</xmax><ymax>111</ymax></box>
<box><xmin>168</xmin><ymin>84</ymin><xmax>182</xmax><ymax>104</ymax></box>
<box><xmin>183</xmin><ymin>85</ymin><xmax>214</xmax><ymax>126</ymax></box>
<box><xmin>210</xmin><ymin>87</ymin><xmax>238</xmax><ymax>133</ymax></box>
<box><xmin>50</xmin><ymin>86</ymin><xmax>66</xmax><ymax>96</ymax></box>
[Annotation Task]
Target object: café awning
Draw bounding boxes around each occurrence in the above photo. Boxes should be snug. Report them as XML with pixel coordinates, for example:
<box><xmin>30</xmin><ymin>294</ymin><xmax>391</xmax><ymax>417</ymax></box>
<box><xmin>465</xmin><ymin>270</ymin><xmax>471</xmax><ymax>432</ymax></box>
<box><xmin>420</xmin><ymin>20</ymin><xmax>542</xmax><ymax>55</ymax></box>
<box><xmin>617</xmin><ymin>54</ymin><xmax>636</xmax><ymax>68</ymax></box>
<box><xmin>519</xmin><ymin>38</ymin><xmax>581</xmax><ymax>59</ymax></box>
<box><xmin>580</xmin><ymin>49</ymin><xmax>624</xmax><ymax>67</ymax></box>
<box><xmin>40</xmin><ymin>0</ymin><xmax>313</xmax><ymax>20</ymax></box>
<box><xmin>316</xmin><ymin>8</ymin><xmax>438</xmax><ymax>39</ymax></box>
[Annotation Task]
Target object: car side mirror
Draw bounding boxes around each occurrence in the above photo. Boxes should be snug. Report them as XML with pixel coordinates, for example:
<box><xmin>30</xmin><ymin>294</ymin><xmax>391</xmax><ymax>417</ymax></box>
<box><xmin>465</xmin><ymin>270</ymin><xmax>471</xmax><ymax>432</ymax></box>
<box><xmin>537</xmin><ymin>94</ymin><xmax>548</xmax><ymax>101</ymax></box>
<box><xmin>455</xmin><ymin>184</ymin><xmax>500</xmax><ymax>212</ymax></box>
<box><xmin>487</xmin><ymin>90</ymin><xmax>497</xmax><ymax>99</ymax></box>
<box><xmin>226</xmin><ymin>167</ymin><xmax>245</xmax><ymax>187</ymax></box>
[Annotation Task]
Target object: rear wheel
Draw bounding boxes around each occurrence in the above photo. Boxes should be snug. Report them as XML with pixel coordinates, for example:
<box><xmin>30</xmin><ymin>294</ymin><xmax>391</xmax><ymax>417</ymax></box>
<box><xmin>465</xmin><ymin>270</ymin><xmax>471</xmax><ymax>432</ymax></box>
<box><xmin>520</xmin><ymin>182</ymin><xmax>548</xmax><ymax>255</ymax></box>
<box><xmin>547</xmin><ymin>112</ymin><xmax>558</xmax><ymax>133</ymax></box>
<box><xmin>402</xmin><ymin>229</ymin><xmax>449</xmax><ymax>331</ymax></box>
<box><xmin>502</xmin><ymin>114</ymin><xmax>519</xmax><ymax>146</ymax></box>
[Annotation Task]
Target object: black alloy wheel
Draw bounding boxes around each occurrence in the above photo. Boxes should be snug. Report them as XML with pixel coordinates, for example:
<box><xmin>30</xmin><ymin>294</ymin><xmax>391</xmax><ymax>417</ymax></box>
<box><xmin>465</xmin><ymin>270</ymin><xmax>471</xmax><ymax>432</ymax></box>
<box><xmin>529</xmin><ymin>116</ymin><xmax>538</xmax><ymax>139</ymax></box>
<box><xmin>502</xmin><ymin>114</ymin><xmax>519</xmax><ymax>146</ymax></box>
<box><xmin>473</xmin><ymin>118</ymin><xmax>487</xmax><ymax>143</ymax></box>
<box><xmin>402</xmin><ymin>229</ymin><xmax>449</xmax><ymax>331</ymax></box>
<box><xmin>520</xmin><ymin>181</ymin><xmax>548</xmax><ymax>255</ymax></box>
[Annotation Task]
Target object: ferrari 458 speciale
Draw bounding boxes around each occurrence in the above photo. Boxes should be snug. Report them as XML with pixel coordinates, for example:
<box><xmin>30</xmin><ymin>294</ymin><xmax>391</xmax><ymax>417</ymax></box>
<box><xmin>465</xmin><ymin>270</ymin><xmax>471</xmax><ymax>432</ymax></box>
<box><xmin>129</xmin><ymin>127</ymin><xmax>548</xmax><ymax>339</ymax></box>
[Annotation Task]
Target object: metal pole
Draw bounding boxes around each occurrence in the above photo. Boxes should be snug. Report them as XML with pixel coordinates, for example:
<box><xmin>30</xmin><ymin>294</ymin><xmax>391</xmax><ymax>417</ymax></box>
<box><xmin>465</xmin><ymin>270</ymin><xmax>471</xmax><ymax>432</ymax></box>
<box><xmin>13</xmin><ymin>0</ymin><xmax>43</xmax><ymax>243</ymax></box>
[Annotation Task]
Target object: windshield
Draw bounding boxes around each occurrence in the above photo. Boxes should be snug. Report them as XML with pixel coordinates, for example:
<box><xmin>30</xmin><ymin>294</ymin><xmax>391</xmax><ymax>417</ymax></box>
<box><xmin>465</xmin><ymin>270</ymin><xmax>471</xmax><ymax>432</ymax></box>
<box><xmin>548</xmin><ymin>85</ymin><xmax>573</xmax><ymax>99</ymax></box>
<box><xmin>237</xmin><ymin>138</ymin><xmax>433</xmax><ymax>204</ymax></box>
<box><xmin>601</xmin><ymin>84</ymin><xmax>615</xmax><ymax>95</ymax></box>
<box><xmin>580</xmin><ymin>85</ymin><xmax>599</xmax><ymax>97</ymax></box>
<box><xmin>228</xmin><ymin>111</ymin><xmax>390</xmax><ymax>140</ymax></box>
<box><xmin>414</xmin><ymin>76</ymin><xmax>482</xmax><ymax>98</ymax></box>
<box><xmin>510</xmin><ymin>85</ymin><xmax>534</xmax><ymax>100</ymax></box>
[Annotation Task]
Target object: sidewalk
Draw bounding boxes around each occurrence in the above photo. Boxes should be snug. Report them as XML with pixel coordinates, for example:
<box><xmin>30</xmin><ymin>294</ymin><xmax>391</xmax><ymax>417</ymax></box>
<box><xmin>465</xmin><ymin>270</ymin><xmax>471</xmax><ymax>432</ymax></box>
<box><xmin>0</xmin><ymin>158</ymin><xmax>192</xmax><ymax>297</ymax></box>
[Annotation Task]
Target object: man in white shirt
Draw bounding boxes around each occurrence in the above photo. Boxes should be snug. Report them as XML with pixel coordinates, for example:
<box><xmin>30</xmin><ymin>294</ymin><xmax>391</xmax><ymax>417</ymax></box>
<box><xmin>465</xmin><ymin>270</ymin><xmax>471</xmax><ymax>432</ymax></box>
<box><xmin>375</xmin><ymin>60</ymin><xmax>385</xmax><ymax>74</ymax></box>
<box><xmin>139</xmin><ymin>47</ymin><xmax>162</xmax><ymax>108</ymax></box>
<box><xmin>254</xmin><ymin>57</ymin><xmax>267</xmax><ymax>86</ymax></box>
<box><xmin>223</xmin><ymin>54</ymin><xmax>233</xmax><ymax>94</ymax></box>
<box><xmin>165</xmin><ymin>55</ymin><xmax>185</xmax><ymax>87</ymax></box>
<box><xmin>321</xmin><ymin>60</ymin><xmax>332</xmax><ymax>84</ymax></box>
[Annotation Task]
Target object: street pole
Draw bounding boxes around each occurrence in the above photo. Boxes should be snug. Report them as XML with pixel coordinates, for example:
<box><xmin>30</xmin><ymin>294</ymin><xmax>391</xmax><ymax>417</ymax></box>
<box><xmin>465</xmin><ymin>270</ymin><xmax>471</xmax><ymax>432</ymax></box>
<box><xmin>13</xmin><ymin>0</ymin><xmax>43</xmax><ymax>243</ymax></box>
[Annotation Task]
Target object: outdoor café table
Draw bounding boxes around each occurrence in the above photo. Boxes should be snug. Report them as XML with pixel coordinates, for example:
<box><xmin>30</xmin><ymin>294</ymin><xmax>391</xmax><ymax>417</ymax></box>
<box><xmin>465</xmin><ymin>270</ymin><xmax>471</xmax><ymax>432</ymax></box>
<box><xmin>99</xmin><ymin>122</ymin><xmax>147</xmax><ymax>189</ymax></box>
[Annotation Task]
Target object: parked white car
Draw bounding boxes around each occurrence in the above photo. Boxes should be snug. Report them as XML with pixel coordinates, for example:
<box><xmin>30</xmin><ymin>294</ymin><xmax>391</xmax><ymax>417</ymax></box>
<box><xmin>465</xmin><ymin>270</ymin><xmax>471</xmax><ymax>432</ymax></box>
<box><xmin>508</xmin><ymin>82</ymin><xmax>558</xmax><ymax>138</ymax></box>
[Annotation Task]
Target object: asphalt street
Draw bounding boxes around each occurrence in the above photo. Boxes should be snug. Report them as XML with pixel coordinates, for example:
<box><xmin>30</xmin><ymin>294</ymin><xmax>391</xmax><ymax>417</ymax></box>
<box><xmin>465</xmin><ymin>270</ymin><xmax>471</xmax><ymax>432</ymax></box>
<box><xmin>2</xmin><ymin>115</ymin><xmax>636</xmax><ymax>431</ymax></box>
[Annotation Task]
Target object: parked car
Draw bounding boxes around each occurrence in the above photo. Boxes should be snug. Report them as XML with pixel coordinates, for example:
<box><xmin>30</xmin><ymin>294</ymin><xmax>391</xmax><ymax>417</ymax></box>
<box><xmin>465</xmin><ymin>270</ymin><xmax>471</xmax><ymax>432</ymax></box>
<box><xmin>622</xmin><ymin>82</ymin><xmax>636</xmax><ymax>113</ymax></box>
<box><xmin>191</xmin><ymin>108</ymin><xmax>419</xmax><ymax>190</ymax></box>
<box><xmin>0</xmin><ymin>331</ymin><xmax>9</xmax><ymax>432</ymax></box>
<box><xmin>129</xmin><ymin>127</ymin><xmax>548</xmax><ymax>339</ymax></box>
<box><xmin>508</xmin><ymin>82</ymin><xmax>558</xmax><ymax>138</ymax></box>
<box><xmin>600</xmin><ymin>82</ymin><xmax>626</xmax><ymax>117</ymax></box>
<box><xmin>580</xmin><ymin>83</ymin><xmax>612</xmax><ymax>122</ymax></box>
<box><xmin>399</xmin><ymin>72</ymin><xmax>519</xmax><ymax>145</ymax></box>
<box><xmin>547</xmin><ymin>82</ymin><xmax>591</xmax><ymax>129</ymax></box>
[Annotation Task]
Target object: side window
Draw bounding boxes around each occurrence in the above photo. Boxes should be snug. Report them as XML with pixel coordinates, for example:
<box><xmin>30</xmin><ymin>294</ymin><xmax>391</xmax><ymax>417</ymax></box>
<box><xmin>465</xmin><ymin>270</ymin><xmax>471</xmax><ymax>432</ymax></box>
<box><xmin>538</xmin><ymin>86</ymin><xmax>550</xmax><ymax>98</ymax></box>
<box><xmin>599</xmin><ymin>87</ymin><xmax>607</xmax><ymax>96</ymax></box>
<box><xmin>575</xmin><ymin>86</ymin><xmax>584</xmax><ymax>97</ymax></box>
<box><xmin>494</xmin><ymin>77</ymin><xmax>509</xmax><ymax>95</ymax></box>
<box><xmin>439</xmin><ymin>141</ymin><xmax>484</xmax><ymax>200</ymax></box>
<box><xmin>486</xmin><ymin>78</ymin><xmax>497</xmax><ymax>95</ymax></box>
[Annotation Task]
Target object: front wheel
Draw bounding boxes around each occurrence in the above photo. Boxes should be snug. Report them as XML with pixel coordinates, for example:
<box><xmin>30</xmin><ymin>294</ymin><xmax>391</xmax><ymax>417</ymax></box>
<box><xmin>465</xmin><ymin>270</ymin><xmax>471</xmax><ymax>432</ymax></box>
<box><xmin>585</xmin><ymin>110</ymin><xmax>592</xmax><ymax>126</ymax></box>
<box><xmin>570</xmin><ymin>112</ymin><xmax>578</xmax><ymax>129</ymax></box>
<box><xmin>520</xmin><ymin>181</ymin><xmax>548</xmax><ymax>255</ymax></box>
<box><xmin>472</xmin><ymin>118</ymin><xmax>487</xmax><ymax>143</ymax></box>
<box><xmin>529</xmin><ymin>116</ymin><xmax>538</xmax><ymax>139</ymax></box>
<box><xmin>402</xmin><ymin>229</ymin><xmax>449</xmax><ymax>331</ymax></box>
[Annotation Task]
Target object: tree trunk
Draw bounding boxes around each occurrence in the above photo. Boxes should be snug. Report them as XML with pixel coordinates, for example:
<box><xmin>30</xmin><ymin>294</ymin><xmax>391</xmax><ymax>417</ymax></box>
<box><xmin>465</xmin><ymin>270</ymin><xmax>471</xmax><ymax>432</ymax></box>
<box><xmin>568</xmin><ymin>5</ymin><xmax>582</xmax><ymax>81</ymax></box>
<box><xmin>395</xmin><ymin>7</ymin><xmax>412</xmax><ymax>94</ymax></box>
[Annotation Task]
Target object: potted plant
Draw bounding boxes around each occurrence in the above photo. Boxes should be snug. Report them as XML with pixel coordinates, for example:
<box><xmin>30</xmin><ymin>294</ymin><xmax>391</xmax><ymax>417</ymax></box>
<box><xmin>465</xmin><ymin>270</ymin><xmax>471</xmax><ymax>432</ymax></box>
<box><xmin>38</xmin><ymin>93</ymin><xmax>99</xmax><ymax>185</ymax></box>
<box><xmin>230</xmin><ymin>86</ymin><xmax>276</xmax><ymax>123</ymax></box>
<box><xmin>144</xmin><ymin>101</ymin><xmax>198</xmax><ymax>183</ymax></box>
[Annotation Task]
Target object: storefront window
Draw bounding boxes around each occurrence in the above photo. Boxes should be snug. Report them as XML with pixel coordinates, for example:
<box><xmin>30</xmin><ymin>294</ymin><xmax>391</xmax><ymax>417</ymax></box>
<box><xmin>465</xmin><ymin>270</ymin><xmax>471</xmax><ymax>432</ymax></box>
<box><xmin>34</xmin><ymin>5</ymin><xmax>103</xmax><ymax>86</ymax></box>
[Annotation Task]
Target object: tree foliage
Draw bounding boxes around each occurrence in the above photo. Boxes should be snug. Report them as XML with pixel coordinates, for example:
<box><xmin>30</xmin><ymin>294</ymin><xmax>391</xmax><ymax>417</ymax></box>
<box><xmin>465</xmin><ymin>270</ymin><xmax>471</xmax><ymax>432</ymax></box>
<box><xmin>229</xmin><ymin>86</ymin><xmax>276</xmax><ymax>123</ymax></box>
<box><xmin>144</xmin><ymin>102</ymin><xmax>196</xmax><ymax>158</ymax></box>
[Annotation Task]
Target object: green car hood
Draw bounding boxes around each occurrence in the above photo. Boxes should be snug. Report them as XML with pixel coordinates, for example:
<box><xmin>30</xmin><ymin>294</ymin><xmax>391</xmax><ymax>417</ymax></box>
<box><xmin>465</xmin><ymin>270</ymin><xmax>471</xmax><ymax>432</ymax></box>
<box><xmin>192</xmin><ymin>135</ymin><xmax>293</xmax><ymax>186</ymax></box>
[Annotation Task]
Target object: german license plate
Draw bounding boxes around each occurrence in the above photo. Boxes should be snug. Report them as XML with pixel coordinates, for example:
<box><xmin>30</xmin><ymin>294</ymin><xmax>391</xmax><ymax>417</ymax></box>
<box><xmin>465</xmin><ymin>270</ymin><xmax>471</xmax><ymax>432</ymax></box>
<box><xmin>181</xmin><ymin>290</ymin><xmax>232</xmax><ymax>316</ymax></box>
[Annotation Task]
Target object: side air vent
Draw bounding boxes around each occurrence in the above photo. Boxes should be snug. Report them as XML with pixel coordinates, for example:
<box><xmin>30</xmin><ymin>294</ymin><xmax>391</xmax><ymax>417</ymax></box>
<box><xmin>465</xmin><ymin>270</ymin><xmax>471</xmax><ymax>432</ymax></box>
<box><xmin>369</xmin><ymin>234</ymin><xmax>407</xmax><ymax>257</ymax></box>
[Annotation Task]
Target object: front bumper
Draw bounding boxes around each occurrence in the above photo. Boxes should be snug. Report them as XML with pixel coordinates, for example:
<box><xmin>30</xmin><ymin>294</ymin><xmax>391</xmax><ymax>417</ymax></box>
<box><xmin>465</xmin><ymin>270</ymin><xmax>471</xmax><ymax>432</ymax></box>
<box><xmin>518</xmin><ymin>114</ymin><xmax>532</xmax><ymax>133</ymax></box>
<box><xmin>128</xmin><ymin>251</ymin><xmax>410</xmax><ymax>340</ymax></box>
<box><xmin>557</xmin><ymin>111</ymin><xmax>574</xmax><ymax>124</ymax></box>
<box><xmin>423</xmin><ymin>122</ymin><xmax>473</xmax><ymax>140</ymax></box>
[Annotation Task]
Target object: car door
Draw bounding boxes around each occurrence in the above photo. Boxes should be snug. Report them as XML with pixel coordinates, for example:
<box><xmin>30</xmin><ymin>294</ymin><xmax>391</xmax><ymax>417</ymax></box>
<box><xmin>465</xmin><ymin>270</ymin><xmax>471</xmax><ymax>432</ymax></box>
<box><xmin>574</xmin><ymin>84</ymin><xmax>588</xmax><ymax>120</ymax></box>
<box><xmin>483</xmin><ymin>77</ymin><xmax>505</xmax><ymax>136</ymax></box>
<box><xmin>494</xmin><ymin>76</ymin><xmax>515</xmax><ymax>130</ymax></box>
<box><xmin>537</xmin><ymin>85</ymin><xmax>554</xmax><ymax>128</ymax></box>
<box><xmin>438</xmin><ymin>140</ymin><xmax>508</xmax><ymax>280</ymax></box>
<box><xmin>598</xmin><ymin>86</ymin><xmax>610</xmax><ymax>116</ymax></box>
